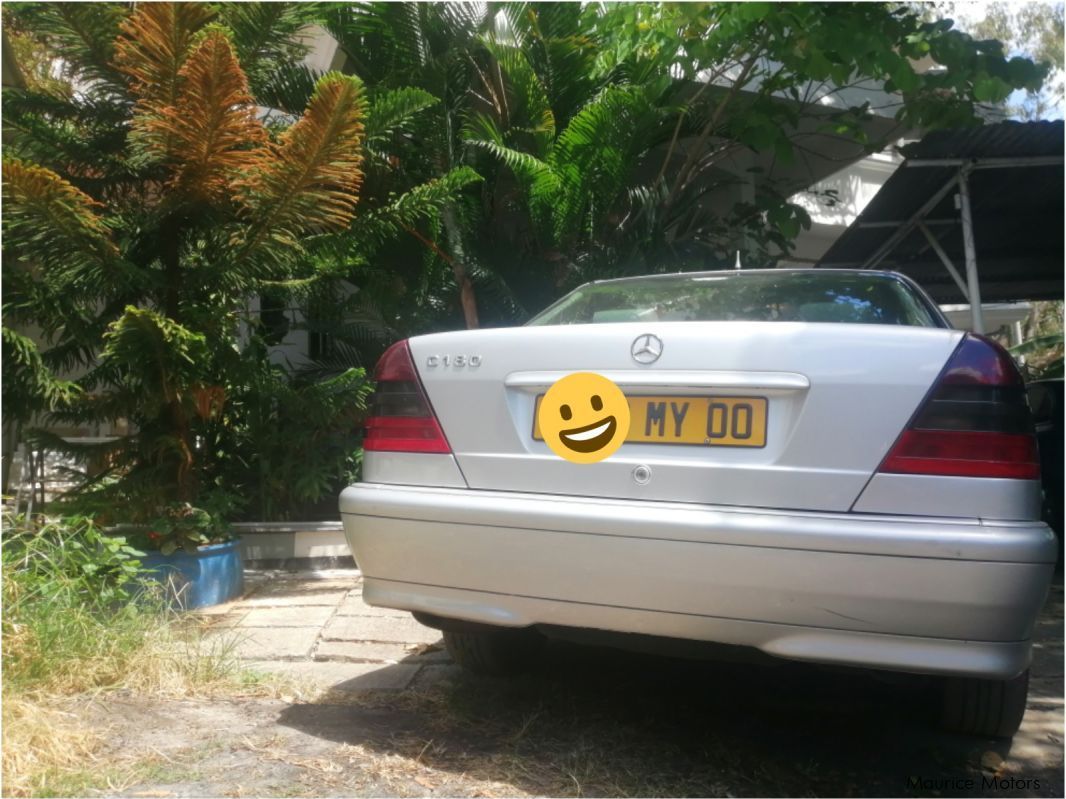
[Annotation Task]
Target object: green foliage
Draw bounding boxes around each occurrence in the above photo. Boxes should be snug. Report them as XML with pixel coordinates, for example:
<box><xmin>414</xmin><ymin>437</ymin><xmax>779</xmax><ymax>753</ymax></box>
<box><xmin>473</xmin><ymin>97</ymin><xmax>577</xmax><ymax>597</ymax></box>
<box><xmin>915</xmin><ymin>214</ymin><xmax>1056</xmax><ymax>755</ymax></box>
<box><xmin>4</xmin><ymin>2</ymin><xmax>1053</xmax><ymax>526</ymax></box>
<box><xmin>2</xmin><ymin>515</ymin><xmax>148</xmax><ymax>610</ymax></box>
<box><xmin>364</xmin><ymin>87</ymin><xmax>441</xmax><ymax>152</ymax></box>
<box><xmin>472</xmin><ymin>2</ymin><xmax>1047</xmax><ymax>276</ymax></box>
<box><xmin>936</xmin><ymin>1</ymin><xmax>1064</xmax><ymax>120</ymax></box>
<box><xmin>311</xmin><ymin>1</ymin><xmax>1050</xmax><ymax>338</ymax></box>
<box><xmin>2</xmin><ymin>513</ymin><xmax>160</xmax><ymax>693</ymax></box>
<box><xmin>1</xmin><ymin>2</ymin><xmax>385</xmax><ymax>528</ymax></box>
<box><xmin>215</xmin><ymin>356</ymin><xmax>373</xmax><ymax>521</ymax></box>
<box><xmin>211</xmin><ymin>2</ymin><xmax>324</xmax><ymax>95</ymax></box>
<box><xmin>0</xmin><ymin>5</ymin><xmax>73</xmax><ymax>96</ymax></box>
<box><xmin>100</xmin><ymin>306</ymin><xmax>209</xmax><ymax>397</ymax></box>
<box><xmin>1012</xmin><ymin>332</ymin><xmax>1065</xmax><ymax>379</ymax></box>
<box><xmin>348</xmin><ymin>166</ymin><xmax>484</xmax><ymax>251</ymax></box>
<box><xmin>1</xmin><ymin>326</ymin><xmax>81</xmax><ymax>423</ymax></box>
<box><xmin>4</xmin><ymin>1</ymin><xmax>129</xmax><ymax>93</ymax></box>
<box><xmin>140</xmin><ymin>502</ymin><xmax>231</xmax><ymax>555</ymax></box>
<box><xmin>0</xmin><ymin>511</ymin><xmax>249</xmax><ymax>733</ymax></box>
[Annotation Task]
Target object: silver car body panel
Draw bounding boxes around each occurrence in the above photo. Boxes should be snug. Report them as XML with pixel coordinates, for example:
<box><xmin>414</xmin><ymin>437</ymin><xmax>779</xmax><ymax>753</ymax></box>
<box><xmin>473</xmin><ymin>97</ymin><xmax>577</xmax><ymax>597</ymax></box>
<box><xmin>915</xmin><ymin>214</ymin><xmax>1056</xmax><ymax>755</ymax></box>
<box><xmin>341</xmin><ymin>483</ymin><xmax>1055</xmax><ymax>679</ymax></box>
<box><xmin>363</xmin><ymin>451</ymin><xmax>467</xmax><ymax>488</ymax></box>
<box><xmin>852</xmin><ymin>473</ymin><xmax>1043</xmax><ymax>520</ymax></box>
<box><xmin>364</xmin><ymin>578</ymin><xmax>1031</xmax><ymax>679</ymax></box>
<box><xmin>345</xmin><ymin>286</ymin><xmax>1053</xmax><ymax>680</ymax></box>
<box><xmin>408</xmin><ymin>322</ymin><xmax>969</xmax><ymax>513</ymax></box>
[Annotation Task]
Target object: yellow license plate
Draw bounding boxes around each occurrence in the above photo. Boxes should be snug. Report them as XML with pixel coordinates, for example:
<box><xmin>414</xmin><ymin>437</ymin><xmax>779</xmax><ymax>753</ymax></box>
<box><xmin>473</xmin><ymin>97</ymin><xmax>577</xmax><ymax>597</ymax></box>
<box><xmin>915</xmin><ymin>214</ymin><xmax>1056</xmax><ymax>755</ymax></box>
<box><xmin>533</xmin><ymin>395</ymin><xmax>767</xmax><ymax>448</ymax></box>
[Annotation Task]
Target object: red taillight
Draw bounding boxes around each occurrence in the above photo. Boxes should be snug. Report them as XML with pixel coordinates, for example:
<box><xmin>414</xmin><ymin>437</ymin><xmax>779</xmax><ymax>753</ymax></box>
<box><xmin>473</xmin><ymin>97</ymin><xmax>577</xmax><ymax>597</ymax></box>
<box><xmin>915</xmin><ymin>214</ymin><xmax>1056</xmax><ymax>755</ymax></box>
<box><xmin>363</xmin><ymin>340</ymin><xmax>451</xmax><ymax>454</ymax></box>
<box><xmin>881</xmin><ymin>430</ymin><xmax>1039</xmax><ymax>479</ymax></box>
<box><xmin>879</xmin><ymin>334</ymin><xmax>1039</xmax><ymax>480</ymax></box>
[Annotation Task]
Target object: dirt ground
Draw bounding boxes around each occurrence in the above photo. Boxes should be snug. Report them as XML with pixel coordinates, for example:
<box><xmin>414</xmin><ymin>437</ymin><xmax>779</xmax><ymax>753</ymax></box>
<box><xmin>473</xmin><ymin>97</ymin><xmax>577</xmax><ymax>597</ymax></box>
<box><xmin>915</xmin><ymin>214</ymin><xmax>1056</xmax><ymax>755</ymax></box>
<box><xmin>77</xmin><ymin>581</ymin><xmax>1063</xmax><ymax>798</ymax></box>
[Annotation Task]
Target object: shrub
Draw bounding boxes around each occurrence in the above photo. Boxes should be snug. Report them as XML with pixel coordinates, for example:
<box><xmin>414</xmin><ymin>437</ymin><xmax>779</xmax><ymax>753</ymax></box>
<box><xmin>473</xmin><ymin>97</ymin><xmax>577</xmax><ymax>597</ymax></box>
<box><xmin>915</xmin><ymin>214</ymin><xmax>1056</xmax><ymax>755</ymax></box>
<box><xmin>0</xmin><ymin>513</ymin><xmax>268</xmax><ymax>796</ymax></box>
<box><xmin>1</xmin><ymin>514</ymin><xmax>162</xmax><ymax>692</ymax></box>
<box><xmin>214</xmin><ymin>357</ymin><xmax>372</xmax><ymax>521</ymax></box>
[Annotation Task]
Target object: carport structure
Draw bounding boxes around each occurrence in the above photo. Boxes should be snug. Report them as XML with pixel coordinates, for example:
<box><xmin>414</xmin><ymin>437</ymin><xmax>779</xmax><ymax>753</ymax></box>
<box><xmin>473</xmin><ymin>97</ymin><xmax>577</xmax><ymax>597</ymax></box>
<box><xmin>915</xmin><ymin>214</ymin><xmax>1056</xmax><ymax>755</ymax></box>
<box><xmin>817</xmin><ymin>121</ymin><xmax>1064</xmax><ymax>332</ymax></box>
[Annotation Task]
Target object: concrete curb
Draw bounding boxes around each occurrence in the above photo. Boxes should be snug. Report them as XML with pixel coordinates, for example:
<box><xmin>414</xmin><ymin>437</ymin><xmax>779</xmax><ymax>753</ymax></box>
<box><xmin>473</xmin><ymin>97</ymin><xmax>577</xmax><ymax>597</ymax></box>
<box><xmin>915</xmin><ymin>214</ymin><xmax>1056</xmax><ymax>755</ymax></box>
<box><xmin>235</xmin><ymin>521</ymin><xmax>355</xmax><ymax>569</ymax></box>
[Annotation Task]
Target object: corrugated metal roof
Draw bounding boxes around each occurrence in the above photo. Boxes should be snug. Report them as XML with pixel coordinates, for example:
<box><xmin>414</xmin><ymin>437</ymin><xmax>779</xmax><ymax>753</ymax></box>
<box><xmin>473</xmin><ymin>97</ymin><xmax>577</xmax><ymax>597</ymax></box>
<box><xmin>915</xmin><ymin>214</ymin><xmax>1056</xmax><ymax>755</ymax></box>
<box><xmin>900</xmin><ymin>119</ymin><xmax>1064</xmax><ymax>160</ymax></box>
<box><xmin>817</xmin><ymin>121</ymin><xmax>1064</xmax><ymax>304</ymax></box>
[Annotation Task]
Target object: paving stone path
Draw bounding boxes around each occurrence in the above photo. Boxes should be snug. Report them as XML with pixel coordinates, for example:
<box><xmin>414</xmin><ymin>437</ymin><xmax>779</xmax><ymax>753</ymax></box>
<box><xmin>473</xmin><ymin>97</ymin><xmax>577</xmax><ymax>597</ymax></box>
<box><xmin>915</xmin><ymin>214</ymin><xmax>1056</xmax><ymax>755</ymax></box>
<box><xmin>198</xmin><ymin>569</ymin><xmax>458</xmax><ymax>693</ymax></box>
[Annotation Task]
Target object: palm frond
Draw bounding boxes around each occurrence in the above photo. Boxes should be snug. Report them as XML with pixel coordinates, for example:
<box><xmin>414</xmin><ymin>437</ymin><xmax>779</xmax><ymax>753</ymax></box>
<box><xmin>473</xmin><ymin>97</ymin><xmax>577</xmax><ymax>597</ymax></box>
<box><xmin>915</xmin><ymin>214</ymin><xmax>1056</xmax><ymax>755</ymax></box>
<box><xmin>365</xmin><ymin>87</ymin><xmax>439</xmax><ymax>148</ymax></box>
<box><xmin>547</xmin><ymin>85</ymin><xmax>663</xmax><ymax>240</ymax></box>
<box><xmin>464</xmin><ymin>136</ymin><xmax>557</xmax><ymax>233</ymax></box>
<box><xmin>487</xmin><ymin>3</ymin><xmax>532</xmax><ymax>48</ymax></box>
<box><xmin>1</xmin><ymin>326</ymin><xmax>82</xmax><ymax>420</ymax></box>
<box><xmin>1010</xmin><ymin>333</ymin><xmax>1065</xmax><ymax>357</ymax></box>
<box><xmin>494</xmin><ymin>2</ymin><xmax>601</xmax><ymax>127</ymax></box>
<box><xmin>465</xmin><ymin>137</ymin><xmax>547</xmax><ymax>180</ymax></box>
<box><xmin>347</xmin><ymin>166</ymin><xmax>483</xmax><ymax>251</ymax></box>
<box><xmin>235</xmin><ymin>73</ymin><xmax>366</xmax><ymax>258</ymax></box>
<box><xmin>480</xmin><ymin>40</ymin><xmax>555</xmax><ymax>153</ymax></box>
<box><xmin>1</xmin><ymin>158</ymin><xmax>119</xmax><ymax>269</ymax></box>
<box><xmin>113</xmin><ymin>1</ymin><xmax>216</xmax><ymax>105</ymax></box>
<box><xmin>135</xmin><ymin>28</ymin><xmax>266</xmax><ymax>203</ymax></box>
<box><xmin>212</xmin><ymin>2</ymin><xmax>322</xmax><ymax>90</ymax></box>
<box><xmin>324</xmin><ymin>2</ymin><xmax>428</xmax><ymax>81</ymax></box>
<box><xmin>0</xmin><ymin>89</ymin><xmax>131</xmax><ymax>185</ymax></box>
<box><xmin>9</xmin><ymin>2</ymin><xmax>129</xmax><ymax>93</ymax></box>
<box><xmin>101</xmin><ymin>306</ymin><xmax>209</xmax><ymax>400</ymax></box>
<box><xmin>255</xmin><ymin>61</ymin><xmax>322</xmax><ymax>116</ymax></box>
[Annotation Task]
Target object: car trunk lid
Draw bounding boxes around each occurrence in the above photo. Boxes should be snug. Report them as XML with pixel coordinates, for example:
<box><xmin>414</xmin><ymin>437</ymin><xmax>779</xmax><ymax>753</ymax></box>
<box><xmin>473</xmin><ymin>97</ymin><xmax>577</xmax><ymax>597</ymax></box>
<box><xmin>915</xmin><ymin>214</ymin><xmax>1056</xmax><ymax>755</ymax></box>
<box><xmin>407</xmin><ymin>322</ymin><xmax>964</xmax><ymax>512</ymax></box>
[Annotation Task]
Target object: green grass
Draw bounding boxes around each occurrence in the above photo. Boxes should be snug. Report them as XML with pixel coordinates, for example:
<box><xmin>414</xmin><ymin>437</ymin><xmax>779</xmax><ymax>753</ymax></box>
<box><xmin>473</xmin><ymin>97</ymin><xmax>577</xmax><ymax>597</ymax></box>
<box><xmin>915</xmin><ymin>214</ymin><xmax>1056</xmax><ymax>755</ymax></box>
<box><xmin>3</xmin><ymin>514</ymin><xmax>161</xmax><ymax>692</ymax></box>
<box><xmin>0</xmin><ymin>514</ymin><xmax>271</xmax><ymax>796</ymax></box>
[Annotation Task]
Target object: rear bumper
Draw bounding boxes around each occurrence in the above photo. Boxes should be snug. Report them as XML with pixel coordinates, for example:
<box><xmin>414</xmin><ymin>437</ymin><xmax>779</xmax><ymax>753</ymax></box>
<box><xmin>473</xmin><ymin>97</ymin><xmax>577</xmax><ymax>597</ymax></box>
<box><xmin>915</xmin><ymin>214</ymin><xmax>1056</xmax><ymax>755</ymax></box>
<box><xmin>340</xmin><ymin>483</ymin><xmax>1056</xmax><ymax>679</ymax></box>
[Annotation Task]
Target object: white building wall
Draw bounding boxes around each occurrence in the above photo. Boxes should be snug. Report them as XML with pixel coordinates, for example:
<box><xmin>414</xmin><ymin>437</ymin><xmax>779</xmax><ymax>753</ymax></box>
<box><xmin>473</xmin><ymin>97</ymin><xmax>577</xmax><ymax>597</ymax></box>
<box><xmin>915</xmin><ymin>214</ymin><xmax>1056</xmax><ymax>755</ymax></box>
<box><xmin>782</xmin><ymin>150</ymin><xmax>903</xmax><ymax>267</ymax></box>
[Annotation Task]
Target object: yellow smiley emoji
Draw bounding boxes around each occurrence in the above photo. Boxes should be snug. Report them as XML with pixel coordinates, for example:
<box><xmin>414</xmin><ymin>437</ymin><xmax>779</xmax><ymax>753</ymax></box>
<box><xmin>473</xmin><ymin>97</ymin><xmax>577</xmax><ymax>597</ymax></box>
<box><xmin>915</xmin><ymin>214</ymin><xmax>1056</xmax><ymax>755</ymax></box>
<box><xmin>537</xmin><ymin>372</ymin><xmax>631</xmax><ymax>464</ymax></box>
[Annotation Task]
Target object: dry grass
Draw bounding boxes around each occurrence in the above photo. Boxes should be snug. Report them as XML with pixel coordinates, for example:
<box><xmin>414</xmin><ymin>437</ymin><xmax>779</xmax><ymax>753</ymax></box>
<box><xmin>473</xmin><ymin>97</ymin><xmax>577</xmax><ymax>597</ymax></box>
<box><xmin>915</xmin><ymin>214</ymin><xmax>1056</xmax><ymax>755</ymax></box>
<box><xmin>2</xmin><ymin>587</ymin><xmax>289</xmax><ymax>794</ymax></box>
<box><xmin>0</xmin><ymin>513</ymin><xmax>306</xmax><ymax>796</ymax></box>
<box><xmin>2</xmin><ymin>694</ymin><xmax>225</xmax><ymax>799</ymax></box>
<box><xmin>0</xmin><ymin>624</ymin><xmax>286</xmax><ymax>798</ymax></box>
<box><xmin>303</xmin><ymin>673</ymin><xmax>743</xmax><ymax>797</ymax></box>
<box><xmin>0</xmin><ymin>694</ymin><xmax>106</xmax><ymax>798</ymax></box>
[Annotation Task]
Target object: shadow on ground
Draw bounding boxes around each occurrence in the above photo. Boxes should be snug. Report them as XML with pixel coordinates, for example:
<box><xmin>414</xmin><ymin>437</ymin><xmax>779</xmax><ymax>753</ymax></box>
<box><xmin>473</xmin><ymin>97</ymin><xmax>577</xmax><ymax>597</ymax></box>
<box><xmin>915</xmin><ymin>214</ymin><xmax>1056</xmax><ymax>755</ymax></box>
<box><xmin>278</xmin><ymin>581</ymin><xmax>1064</xmax><ymax>797</ymax></box>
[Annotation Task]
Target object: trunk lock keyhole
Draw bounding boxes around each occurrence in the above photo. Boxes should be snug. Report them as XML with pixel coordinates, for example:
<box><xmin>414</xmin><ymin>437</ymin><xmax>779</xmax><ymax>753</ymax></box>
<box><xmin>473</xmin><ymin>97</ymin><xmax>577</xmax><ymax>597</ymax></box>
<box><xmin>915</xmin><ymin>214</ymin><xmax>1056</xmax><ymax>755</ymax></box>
<box><xmin>632</xmin><ymin>465</ymin><xmax>652</xmax><ymax>485</ymax></box>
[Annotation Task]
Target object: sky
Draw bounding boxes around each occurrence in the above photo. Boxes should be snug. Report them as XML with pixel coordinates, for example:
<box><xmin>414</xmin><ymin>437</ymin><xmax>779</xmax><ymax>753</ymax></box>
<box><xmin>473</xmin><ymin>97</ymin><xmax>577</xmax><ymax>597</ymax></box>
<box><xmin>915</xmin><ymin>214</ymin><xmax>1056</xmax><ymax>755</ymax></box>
<box><xmin>943</xmin><ymin>0</ymin><xmax>1065</xmax><ymax>120</ymax></box>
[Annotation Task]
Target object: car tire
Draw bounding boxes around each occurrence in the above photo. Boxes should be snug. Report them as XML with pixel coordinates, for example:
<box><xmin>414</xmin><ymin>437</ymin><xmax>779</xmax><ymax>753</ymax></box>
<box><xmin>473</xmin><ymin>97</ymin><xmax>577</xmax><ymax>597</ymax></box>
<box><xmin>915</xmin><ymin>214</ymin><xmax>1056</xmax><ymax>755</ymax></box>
<box><xmin>443</xmin><ymin>627</ymin><xmax>544</xmax><ymax>676</ymax></box>
<box><xmin>940</xmin><ymin>668</ymin><xmax>1030</xmax><ymax>738</ymax></box>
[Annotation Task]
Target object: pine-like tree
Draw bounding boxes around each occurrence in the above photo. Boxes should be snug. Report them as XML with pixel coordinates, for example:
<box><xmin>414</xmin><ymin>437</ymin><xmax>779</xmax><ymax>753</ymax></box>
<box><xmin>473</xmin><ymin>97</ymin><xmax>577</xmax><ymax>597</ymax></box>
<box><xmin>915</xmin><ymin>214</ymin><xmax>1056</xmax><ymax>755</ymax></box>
<box><xmin>2</xmin><ymin>2</ymin><xmax>474</xmax><ymax>528</ymax></box>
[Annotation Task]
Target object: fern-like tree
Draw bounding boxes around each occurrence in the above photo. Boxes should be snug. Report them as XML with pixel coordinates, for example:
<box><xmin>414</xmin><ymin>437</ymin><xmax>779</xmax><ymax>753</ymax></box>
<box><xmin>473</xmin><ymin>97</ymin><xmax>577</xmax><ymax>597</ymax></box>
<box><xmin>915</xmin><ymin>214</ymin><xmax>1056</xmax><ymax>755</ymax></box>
<box><xmin>464</xmin><ymin>2</ymin><xmax>1049</xmax><ymax>296</ymax></box>
<box><xmin>322</xmin><ymin>2</ymin><xmax>529</xmax><ymax>332</ymax></box>
<box><xmin>0</xmin><ymin>2</ymin><xmax>411</xmax><ymax>522</ymax></box>
<box><xmin>317</xmin><ymin>2</ymin><xmax>1048</xmax><ymax>332</ymax></box>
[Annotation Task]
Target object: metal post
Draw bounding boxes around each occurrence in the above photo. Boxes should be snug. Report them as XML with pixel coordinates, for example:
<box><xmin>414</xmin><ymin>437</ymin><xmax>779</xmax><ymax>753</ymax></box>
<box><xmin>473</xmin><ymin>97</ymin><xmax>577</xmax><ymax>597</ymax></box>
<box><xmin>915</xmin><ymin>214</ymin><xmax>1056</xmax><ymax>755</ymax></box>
<box><xmin>917</xmin><ymin>221</ymin><xmax>970</xmax><ymax>300</ymax></box>
<box><xmin>957</xmin><ymin>168</ymin><xmax>984</xmax><ymax>334</ymax></box>
<box><xmin>861</xmin><ymin>173</ymin><xmax>959</xmax><ymax>270</ymax></box>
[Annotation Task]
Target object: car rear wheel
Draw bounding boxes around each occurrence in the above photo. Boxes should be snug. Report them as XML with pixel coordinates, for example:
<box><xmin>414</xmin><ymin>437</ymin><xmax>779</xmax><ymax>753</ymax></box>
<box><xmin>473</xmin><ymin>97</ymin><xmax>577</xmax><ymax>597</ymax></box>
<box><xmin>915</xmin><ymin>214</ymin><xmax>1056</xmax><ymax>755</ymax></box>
<box><xmin>443</xmin><ymin>627</ymin><xmax>544</xmax><ymax>676</ymax></box>
<box><xmin>940</xmin><ymin>669</ymin><xmax>1030</xmax><ymax>738</ymax></box>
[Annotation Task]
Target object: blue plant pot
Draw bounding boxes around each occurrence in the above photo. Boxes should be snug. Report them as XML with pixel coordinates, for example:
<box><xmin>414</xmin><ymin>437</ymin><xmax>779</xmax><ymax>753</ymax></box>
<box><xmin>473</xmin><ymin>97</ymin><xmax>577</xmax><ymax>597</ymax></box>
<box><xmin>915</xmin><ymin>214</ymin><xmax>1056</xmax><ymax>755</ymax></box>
<box><xmin>141</xmin><ymin>539</ymin><xmax>244</xmax><ymax>609</ymax></box>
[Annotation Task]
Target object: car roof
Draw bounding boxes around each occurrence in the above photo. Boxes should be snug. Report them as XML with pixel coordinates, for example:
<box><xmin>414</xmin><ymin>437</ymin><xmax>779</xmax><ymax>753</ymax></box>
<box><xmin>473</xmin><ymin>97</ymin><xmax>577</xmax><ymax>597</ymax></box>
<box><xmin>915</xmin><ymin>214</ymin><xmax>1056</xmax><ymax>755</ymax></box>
<box><xmin>590</xmin><ymin>268</ymin><xmax>906</xmax><ymax>286</ymax></box>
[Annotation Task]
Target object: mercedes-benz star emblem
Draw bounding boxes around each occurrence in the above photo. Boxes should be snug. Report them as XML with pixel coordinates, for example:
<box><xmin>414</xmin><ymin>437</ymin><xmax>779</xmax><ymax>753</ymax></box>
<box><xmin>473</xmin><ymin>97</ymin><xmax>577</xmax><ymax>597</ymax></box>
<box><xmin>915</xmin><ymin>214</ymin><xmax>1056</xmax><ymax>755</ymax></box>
<box><xmin>631</xmin><ymin>333</ymin><xmax>663</xmax><ymax>364</ymax></box>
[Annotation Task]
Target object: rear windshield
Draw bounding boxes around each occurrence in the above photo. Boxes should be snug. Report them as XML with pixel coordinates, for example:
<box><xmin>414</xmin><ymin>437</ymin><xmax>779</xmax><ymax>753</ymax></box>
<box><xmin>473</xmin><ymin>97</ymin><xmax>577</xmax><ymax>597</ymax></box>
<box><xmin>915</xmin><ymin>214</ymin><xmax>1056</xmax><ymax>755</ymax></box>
<box><xmin>527</xmin><ymin>272</ymin><xmax>942</xmax><ymax>327</ymax></box>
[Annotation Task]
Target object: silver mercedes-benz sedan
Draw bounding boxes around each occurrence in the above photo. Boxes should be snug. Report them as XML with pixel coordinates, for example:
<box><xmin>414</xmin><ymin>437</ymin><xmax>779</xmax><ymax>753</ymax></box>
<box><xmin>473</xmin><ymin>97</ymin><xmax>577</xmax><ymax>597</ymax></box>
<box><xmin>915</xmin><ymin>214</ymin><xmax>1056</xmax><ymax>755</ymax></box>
<box><xmin>340</xmin><ymin>269</ymin><xmax>1055</xmax><ymax>738</ymax></box>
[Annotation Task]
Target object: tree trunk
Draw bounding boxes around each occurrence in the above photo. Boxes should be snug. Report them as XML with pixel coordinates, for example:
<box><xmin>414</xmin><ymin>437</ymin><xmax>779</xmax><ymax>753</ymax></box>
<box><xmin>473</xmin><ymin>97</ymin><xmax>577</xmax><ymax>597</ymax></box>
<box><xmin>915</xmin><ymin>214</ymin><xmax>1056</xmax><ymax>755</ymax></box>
<box><xmin>441</xmin><ymin>96</ymin><xmax>479</xmax><ymax>330</ymax></box>
<box><xmin>160</xmin><ymin>215</ymin><xmax>196</xmax><ymax>501</ymax></box>
<box><xmin>441</xmin><ymin>205</ymin><xmax>479</xmax><ymax>329</ymax></box>
<box><xmin>2</xmin><ymin>419</ymin><xmax>19</xmax><ymax>495</ymax></box>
